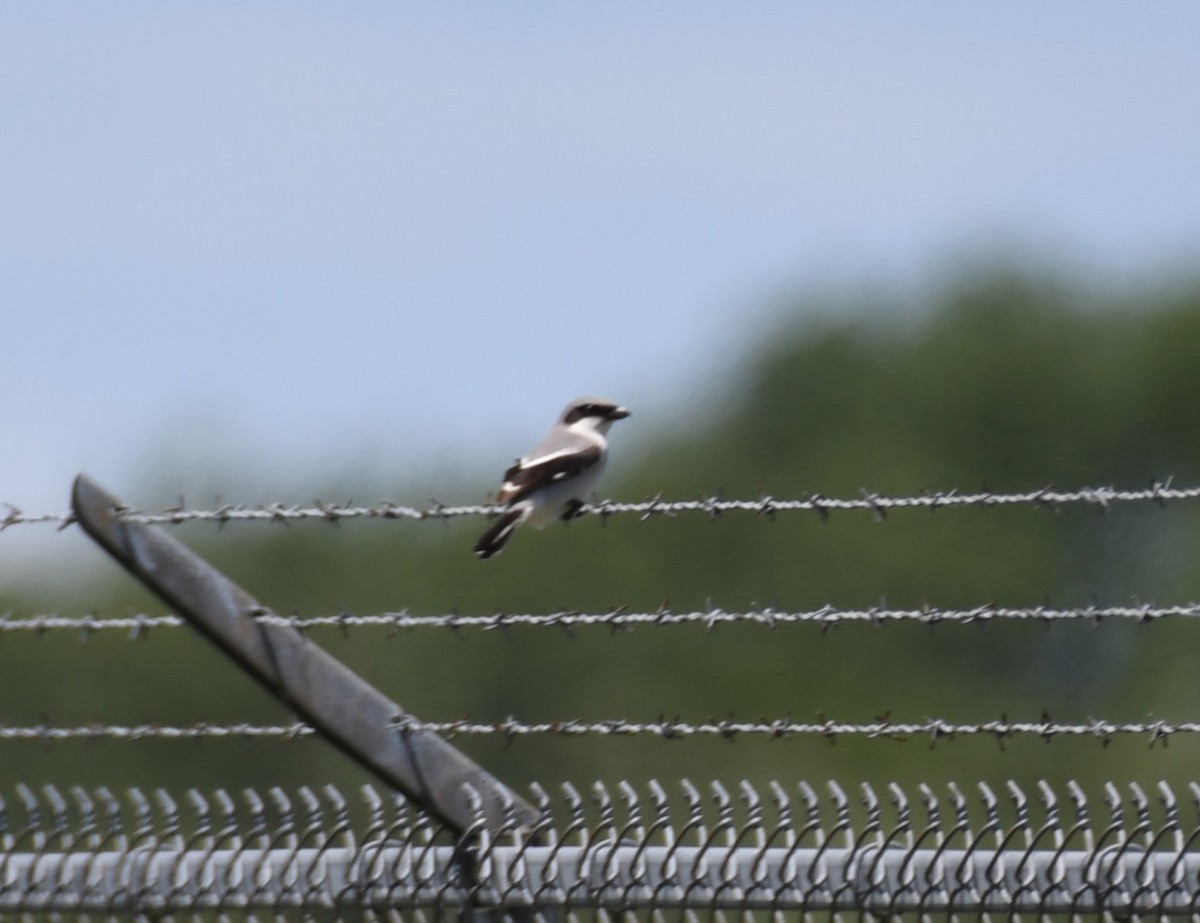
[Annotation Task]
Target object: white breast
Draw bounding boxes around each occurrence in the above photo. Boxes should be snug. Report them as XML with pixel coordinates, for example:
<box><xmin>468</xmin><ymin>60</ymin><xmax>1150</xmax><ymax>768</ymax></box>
<box><xmin>524</xmin><ymin>455</ymin><xmax>607</xmax><ymax>529</ymax></box>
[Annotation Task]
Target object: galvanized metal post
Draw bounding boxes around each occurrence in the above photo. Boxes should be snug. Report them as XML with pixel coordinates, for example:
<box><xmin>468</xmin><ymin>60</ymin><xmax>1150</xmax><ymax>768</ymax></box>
<box><xmin>70</xmin><ymin>474</ymin><xmax>539</xmax><ymax>838</ymax></box>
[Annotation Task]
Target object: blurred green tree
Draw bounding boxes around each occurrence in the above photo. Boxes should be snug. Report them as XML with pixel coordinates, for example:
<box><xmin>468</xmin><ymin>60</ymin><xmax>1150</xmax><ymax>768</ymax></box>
<box><xmin>4</xmin><ymin>266</ymin><xmax>1200</xmax><ymax>799</ymax></box>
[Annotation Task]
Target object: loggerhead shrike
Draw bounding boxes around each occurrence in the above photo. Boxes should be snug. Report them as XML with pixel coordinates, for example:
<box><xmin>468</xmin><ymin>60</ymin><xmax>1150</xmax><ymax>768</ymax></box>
<box><xmin>474</xmin><ymin>397</ymin><xmax>631</xmax><ymax>559</ymax></box>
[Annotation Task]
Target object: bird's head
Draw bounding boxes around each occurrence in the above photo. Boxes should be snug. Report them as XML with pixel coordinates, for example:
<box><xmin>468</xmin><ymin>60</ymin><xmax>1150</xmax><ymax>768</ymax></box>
<box><xmin>560</xmin><ymin>397</ymin><xmax>631</xmax><ymax>434</ymax></box>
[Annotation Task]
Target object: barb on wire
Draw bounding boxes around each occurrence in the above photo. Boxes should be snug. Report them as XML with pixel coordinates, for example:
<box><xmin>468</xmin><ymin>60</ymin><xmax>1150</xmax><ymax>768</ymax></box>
<box><xmin>6</xmin><ymin>601</ymin><xmax>1200</xmax><ymax>636</ymax></box>
<box><xmin>5</xmin><ymin>479</ymin><xmax>1199</xmax><ymax>529</ymax></box>
<box><xmin>1</xmin><ymin>716</ymin><xmax>1196</xmax><ymax>745</ymax></box>
<box><xmin>0</xmin><ymin>504</ymin><xmax>76</xmax><ymax>531</ymax></box>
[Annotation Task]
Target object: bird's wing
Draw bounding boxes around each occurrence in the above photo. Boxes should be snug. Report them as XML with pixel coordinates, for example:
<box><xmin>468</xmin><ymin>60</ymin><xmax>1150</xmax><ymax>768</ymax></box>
<box><xmin>498</xmin><ymin>438</ymin><xmax>604</xmax><ymax>505</ymax></box>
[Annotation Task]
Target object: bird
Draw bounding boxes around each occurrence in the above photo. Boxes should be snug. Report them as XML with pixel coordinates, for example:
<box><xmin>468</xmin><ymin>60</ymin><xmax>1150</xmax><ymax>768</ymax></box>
<box><xmin>474</xmin><ymin>397</ymin><xmax>631</xmax><ymax>558</ymax></box>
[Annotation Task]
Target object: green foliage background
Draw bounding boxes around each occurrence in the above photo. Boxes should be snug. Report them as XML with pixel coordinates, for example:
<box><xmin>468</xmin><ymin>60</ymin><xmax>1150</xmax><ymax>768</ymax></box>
<box><xmin>5</xmin><ymin>266</ymin><xmax>1200</xmax><ymax>802</ymax></box>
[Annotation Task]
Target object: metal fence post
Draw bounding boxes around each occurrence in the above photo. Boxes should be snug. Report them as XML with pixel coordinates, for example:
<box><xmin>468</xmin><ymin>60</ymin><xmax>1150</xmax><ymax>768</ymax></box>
<box><xmin>71</xmin><ymin>474</ymin><xmax>539</xmax><ymax>839</ymax></box>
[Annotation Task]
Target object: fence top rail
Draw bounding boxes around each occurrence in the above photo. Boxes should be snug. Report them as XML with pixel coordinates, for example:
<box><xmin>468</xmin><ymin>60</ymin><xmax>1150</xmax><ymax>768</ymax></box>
<box><xmin>2</xmin><ymin>782</ymin><xmax>1198</xmax><ymax>914</ymax></box>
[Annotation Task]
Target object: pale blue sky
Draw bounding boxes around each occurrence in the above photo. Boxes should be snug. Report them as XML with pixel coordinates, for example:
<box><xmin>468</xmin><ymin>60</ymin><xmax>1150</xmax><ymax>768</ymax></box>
<box><xmin>3</xmin><ymin>3</ymin><xmax>1200</xmax><ymax>559</ymax></box>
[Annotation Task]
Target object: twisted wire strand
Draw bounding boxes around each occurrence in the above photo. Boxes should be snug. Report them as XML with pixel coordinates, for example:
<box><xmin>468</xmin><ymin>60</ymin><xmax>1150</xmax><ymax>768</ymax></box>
<box><xmin>4</xmin><ymin>480</ymin><xmax>1197</xmax><ymax>530</ymax></box>
<box><xmin>5</xmin><ymin>602</ymin><xmax>1200</xmax><ymax>635</ymax></box>
<box><xmin>0</xmin><ymin>716</ymin><xmax>1193</xmax><ymax>744</ymax></box>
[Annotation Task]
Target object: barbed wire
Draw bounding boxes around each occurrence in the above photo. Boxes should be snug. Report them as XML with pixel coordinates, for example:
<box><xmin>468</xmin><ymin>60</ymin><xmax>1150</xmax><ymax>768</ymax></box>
<box><xmin>6</xmin><ymin>601</ymin><xmax>1200</xmax><ymax>637</ymax></box>
<box><xmin>0</xmin><ymin>722</ymin><xmax>313</xmax><ymax>741</ymax></box>
<box><xmin>4</xmin><ymin>479</ymin><xmax>1198</xmax><ymax>531</ymax></box>
<box><xmin>0</xmin><ymin>715</ymin><xmax>1194</xmax><ymax>745</ymax></box>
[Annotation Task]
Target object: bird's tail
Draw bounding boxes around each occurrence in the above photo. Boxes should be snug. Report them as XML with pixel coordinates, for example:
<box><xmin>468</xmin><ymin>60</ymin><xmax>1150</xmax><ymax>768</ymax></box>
<box><xmin>474</xmin><ymin>507</ymin><xmax>526</xmax><ymax>559</ymax></box>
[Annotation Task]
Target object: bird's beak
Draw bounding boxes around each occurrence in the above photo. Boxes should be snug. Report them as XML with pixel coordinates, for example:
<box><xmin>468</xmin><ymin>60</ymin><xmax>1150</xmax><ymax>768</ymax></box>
<box><xmin>608</xmin><ymin>406</ymin><xmax>631</xmax><ymax>420</ymax></box>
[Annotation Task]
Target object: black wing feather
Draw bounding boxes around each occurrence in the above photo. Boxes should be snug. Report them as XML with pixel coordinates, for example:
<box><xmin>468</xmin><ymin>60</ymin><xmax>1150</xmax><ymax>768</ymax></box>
<box><xmin>498</xmin><ymin>445</ymin><xmax>602</xmax><ymax>504</ymax></box>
